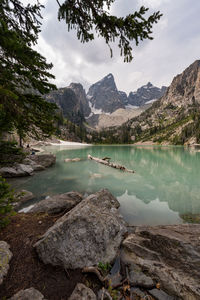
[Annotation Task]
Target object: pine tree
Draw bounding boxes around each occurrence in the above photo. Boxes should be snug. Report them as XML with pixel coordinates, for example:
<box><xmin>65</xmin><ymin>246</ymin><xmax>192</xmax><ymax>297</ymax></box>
<box><xmin>57</xmin><ymin>0</ymin><xmax>162</xmax><ymax>62</ymax></box>
<box><xmin>0</xmin><ymin>0</ymin><xmax>57</xmax><ymax>141</ymax></box>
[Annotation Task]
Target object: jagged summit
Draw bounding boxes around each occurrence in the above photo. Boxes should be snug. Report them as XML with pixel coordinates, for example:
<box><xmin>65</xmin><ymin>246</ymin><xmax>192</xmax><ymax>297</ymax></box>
<box><xmin>87</xmin><ymin>74</ymin><xmax>125</xmax><ymax>114</ymax></box>
<box><xmin>128</xmin><ymin>82</ymin><xmax>167</xmax><ymax>107</ymax></box>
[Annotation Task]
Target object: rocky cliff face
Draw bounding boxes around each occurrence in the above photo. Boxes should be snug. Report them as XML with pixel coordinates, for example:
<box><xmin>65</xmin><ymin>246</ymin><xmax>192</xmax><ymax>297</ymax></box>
<box><xmin>87</xmin><ymin>74</ymin><xmax>126</xmax><ymax>114</ymax></box>
<box><xmin>128</xmin><ymin>82</ymin><xmax>167</xmax><ymax>107</ymax></box>
<box><xmin>68</xmin><ymin>83</ymin><xmax>91</xmax><ymax>117</ymax></box>
<box><xmin>128</xmin><ymin>60</ymin><xmax>200</xmax><ymax>145</ymax></box>
<box><xmin>45</xmin><ymin>84</ymin><xmax>89</xmax><ymax>124</ymax></box>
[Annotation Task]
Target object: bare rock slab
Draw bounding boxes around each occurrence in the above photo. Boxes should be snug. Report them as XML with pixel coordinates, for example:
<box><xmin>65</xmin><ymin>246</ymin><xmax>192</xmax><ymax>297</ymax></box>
<box><xmin>13</xmin><ymin>189</ymin><xmax>34</xmax><ymax>210</ymax></box>
<box><xmin>0</xmin><ymin>164</ymin><xmax>33</xmax><ymax>177</ymax></box>
<box><xmin>0</xmin><ymin>241</ymin><xmax>13</xmax><ymax>285</ymax></box>
<box><xmin>122</xmin><ymin>224</ymin><xmax>200</xmax><ymax>300</ymax></box>
<box><xmin>68</xmin><ymin>283</ymin><xmax>96</xmax><ymax>300</ymax></box>
<box><xmin>9</xmin><ymin>287</ymin><xmax>45</xmax><ymax>300</ymax></box>
<box><xmin>29</xmin><ymin>191</ymin><xmax>83</xmax><ymax>214</ymax></box>
<box><xmin>28</xmin><ymin>154</ymin><xmax>56</xmax><ymax>168</ymax></box>
<box><xmin>148</xmin><ymin>288</ymin><xmax>175</xmax><ymax>300</ymax></box>
<box><xmin>0</xmin><ymin>154</ymin><xmax>56</xmax><ymax>178</ymax></box>
<box><xmin>34</xmin><ymin>189</ymin><xmax>127</xmax><ymax>269</ymax></box>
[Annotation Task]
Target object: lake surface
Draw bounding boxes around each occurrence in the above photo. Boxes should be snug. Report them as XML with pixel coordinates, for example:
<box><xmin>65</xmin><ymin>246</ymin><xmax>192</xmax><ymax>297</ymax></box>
<box><xmin>9</xmin><ymin>145</ymin><xmax>200</xmax><ymax>225</ymax></box>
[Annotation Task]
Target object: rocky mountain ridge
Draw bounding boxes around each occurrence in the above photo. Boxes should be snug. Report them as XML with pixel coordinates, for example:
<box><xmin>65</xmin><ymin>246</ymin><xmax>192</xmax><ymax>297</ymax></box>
<box><xmin>128</xmin><ymin>82</ymin><xmax>167</xmax><ymax>107</ymax></box>
<box><xmin>86</xmin><ymin>74</ymin><xmax>167</xmax><ymax>114</ymax></box>
<box><xmin>45</xmin><ymin>74</ymin><xmax>167</xmax><ymax>127</ymax></box>
<box><xmin>126</xmin><ymin>60</ymin><xmax>200</xmax><ymax>144</ymax></box>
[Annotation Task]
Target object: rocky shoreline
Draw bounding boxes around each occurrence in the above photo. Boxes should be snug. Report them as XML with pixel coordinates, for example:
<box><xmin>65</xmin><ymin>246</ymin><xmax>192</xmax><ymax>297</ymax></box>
<box><xmin>0</xmin><ymin>153</ymin><xmax>56</xmax><ymax>178</ymax></box>
<box><xmin>1</xmin><ymin>189</ymin><xmax>200</xmax><ymax>299</ymax></box>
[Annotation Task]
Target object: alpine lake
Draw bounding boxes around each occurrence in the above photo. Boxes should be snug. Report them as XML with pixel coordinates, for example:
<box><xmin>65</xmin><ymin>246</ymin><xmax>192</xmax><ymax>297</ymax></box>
<box><xmin>9</xmin><ymin>144</ymin><xmax>200</xmax><ymax>226</ymax></box>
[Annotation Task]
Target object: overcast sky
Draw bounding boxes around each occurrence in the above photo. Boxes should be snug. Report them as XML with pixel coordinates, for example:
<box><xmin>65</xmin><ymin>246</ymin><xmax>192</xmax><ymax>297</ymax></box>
<box><xmin>27</xmin><ymin>0</ymin><xmax>200</xmax><ymax>94</ymax></box>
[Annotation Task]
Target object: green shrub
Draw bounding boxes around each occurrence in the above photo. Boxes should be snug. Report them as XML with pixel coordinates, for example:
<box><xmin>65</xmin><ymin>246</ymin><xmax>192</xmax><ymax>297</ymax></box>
<box><xmin>0</xmin><ymin>176</ymin><xmax>14</xmax><ymax>229</ymax></box>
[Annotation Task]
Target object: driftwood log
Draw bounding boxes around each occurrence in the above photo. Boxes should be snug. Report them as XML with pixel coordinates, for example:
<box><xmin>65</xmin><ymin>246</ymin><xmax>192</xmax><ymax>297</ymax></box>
<box><xmin>88</xmin><ymin>155</ymin><xmax>134</xmax><ymax>173</ymax></box>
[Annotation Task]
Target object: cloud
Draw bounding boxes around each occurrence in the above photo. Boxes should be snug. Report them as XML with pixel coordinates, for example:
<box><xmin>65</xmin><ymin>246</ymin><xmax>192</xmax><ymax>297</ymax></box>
<box><xmin>29</xmin><ymin>0</ymin><xmax>200</xmax><ymax>93</ymax></box>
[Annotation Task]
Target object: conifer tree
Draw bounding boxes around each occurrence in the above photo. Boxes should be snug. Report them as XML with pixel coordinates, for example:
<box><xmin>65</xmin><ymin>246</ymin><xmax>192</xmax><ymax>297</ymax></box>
<box><xmin>57</xmin><ymin>0</ymin><xmax>162</xmax><ymax>62</ymax></box>
<box><xmin>0</xmin><ymin>0</ymin><xmax>57</xmax><ymax>141</ymax></box>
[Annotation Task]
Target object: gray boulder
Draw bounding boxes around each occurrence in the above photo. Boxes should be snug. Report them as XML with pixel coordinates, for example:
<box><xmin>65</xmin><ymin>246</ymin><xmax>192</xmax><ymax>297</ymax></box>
<box><xmin>27</xmin><ymin>154</ymin><xmax>56</xmax><ymax>168</ymax></box>
<box><xmin>9</xmin><ymin>287</ymin><xmax>45</xmax><ymax>300</ymax></box>
<box><xmin>29</xmin><ymin>191</ymin><xmax>83</xmax><ymax>214</ymax></box>
<box><xmin>122</xmin><ymin>224</ymin><xmax>200</xmax><ymax>300</ymax></box>
<box><xmin>13</xmin><ymin>189</ymin><xmax>34</xmax><ymax>210</ymax></box>
<box><xmin>0</xmin><ymin>154</ymin><xmax>56</xmax><ymax>178</ymax></box>
<box><xmin>34</xmin><ymin>189</ymin><xmax>127</xmax><ymax>269</ymax></box>
<box><xmin>148</xmin><ymin>288</ymin><xmax>175</xmax><ymax>300</ymax></box>
<box><xmin>0</xmin><ymin>241</ymin><xmax>13</xmax><ymax>285</ymax></box>
<box><xmin>23</xmin><ymin>158</ymin><xmax>45</xmax><ymax>171</ymax></box>
<box><xmin>0</xmin><ymin>164</ymin><xmax>33</xmax><ymax>177</ymax></box>
<box><xmin>68</xmin><ymin>283</ymin><xmax>96</xmax><ymax>300</ymax></box>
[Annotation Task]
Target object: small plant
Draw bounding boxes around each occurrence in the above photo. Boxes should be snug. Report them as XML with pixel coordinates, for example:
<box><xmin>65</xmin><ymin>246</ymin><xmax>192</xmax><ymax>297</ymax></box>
<box><xmin>98</xmin><ymin>262</ymin><xmax>111</xmax><ymax>274</ymax></box>
<box><xmin>0</xmin><ymin>176</ymin><xmax>14</xmax><ymax>229</ymax></box>
<box><xmin>107</xmin><ymin>281</ymin><xmax>119</xmax><ymax>300</ymax></box>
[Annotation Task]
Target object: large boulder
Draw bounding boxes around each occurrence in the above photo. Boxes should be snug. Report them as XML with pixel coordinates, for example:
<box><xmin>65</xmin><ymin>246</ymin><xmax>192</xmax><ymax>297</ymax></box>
<box><xmin>9</xmin><ymin>287</ymin><xmax>45</xmax><ymax>300</ymax></box>
<box><xmin>0</xmin><ymin>164</ymin><xmax>33</xmax><ymax>177</ymax></box>
<box><xmin>29</xmin><ymin>191</ymin><xmax>83</xmax><ymax>214</ymax></box>
<box><xmin>27</xmin><ymin>154</ymin><xmax>56</xmax><ymax>168</ymax></box>
<box><xmin>34</xmin><ymin>189</ymin><xmax>127</xmax><ymax>269</ymax></box>
<box><xmin>0</xmin><ymin>241</ymin><xmax>13</xmax><ymax>285</ymax></box>
<box><xmin>121</xmin><ymin>224</ymin><xmax>200</xmax><ymax>300</ymax></box>
<box><xmin>68</xmin><ymin>283</ymin><xmax>96</xmax><ymax>300</ymax></box>
<box><xmin>0</xmin><ymin>154</ymin><xmax>56</xmax><ymax>178</ymax></box>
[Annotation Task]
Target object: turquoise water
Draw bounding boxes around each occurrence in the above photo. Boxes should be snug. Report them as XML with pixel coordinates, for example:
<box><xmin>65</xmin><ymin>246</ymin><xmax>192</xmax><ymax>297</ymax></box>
<box><xmin>9</xmin><ymin>145</ymin><xmax>200</xmax><ymax>225</ymax></box>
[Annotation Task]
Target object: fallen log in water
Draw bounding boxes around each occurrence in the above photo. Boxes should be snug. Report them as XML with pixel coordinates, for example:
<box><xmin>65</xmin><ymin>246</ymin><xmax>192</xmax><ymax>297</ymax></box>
<box><xmin>88</xmin><ymin>155</ymin><xmax>134</xmax><ymax>173</ymax></box>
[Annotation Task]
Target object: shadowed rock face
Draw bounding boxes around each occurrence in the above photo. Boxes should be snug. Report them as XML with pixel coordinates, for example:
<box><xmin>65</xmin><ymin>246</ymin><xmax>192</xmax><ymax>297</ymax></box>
<box><xmin>45</xmin><ymin>85</ymin><xmax>86</xmax><ymax>124</ymax></box>
<box><xmin>69</xmin><ymin>83</ymin><xmax>91</xmax><ymax>117</ymax></box>
<box><xmin>34</xmin><ymin>189</ymin><xmax>127</xmax><ymax>269</ymax></box>
<box><xmin>121</xmin><ymin>224</ymin><xmax>200</xmax><ymax>300</ymax></box>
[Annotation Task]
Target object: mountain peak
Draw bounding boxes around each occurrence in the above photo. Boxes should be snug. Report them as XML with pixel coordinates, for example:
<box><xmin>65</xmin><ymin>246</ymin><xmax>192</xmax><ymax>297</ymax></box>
<box><xmin>87</xmin><ymin>74</ymin><xmax>126</xmax><ymax>113</ymax></box>
<box><xmin>105</xmin><ymin>73</ymin><xmax>114</xmax><ymax>79</ymax></box>
<box><xmin>146</xmin><ymin>82</ymin><xmax>153</xmax><ymax>88</ymax></box>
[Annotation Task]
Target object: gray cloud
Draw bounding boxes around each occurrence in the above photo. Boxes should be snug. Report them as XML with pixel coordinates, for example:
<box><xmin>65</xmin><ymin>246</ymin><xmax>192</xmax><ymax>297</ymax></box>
<box><xmin>31</xmin><ymin>0</ymin><xmax>200</xmax><ymax>93</ymax></box>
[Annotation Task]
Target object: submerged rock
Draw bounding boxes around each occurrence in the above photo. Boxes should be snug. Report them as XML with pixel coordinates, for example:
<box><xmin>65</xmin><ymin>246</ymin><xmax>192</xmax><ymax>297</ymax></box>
<box><xmin>0</xmin><ymin>241</ymin><xmax>13</xmax><ymax>285</ymax></box>
<box><xmin>122</xmin><ymin>224</ymin><xmax>200</xmax><ymax>299</ymax></box>
<box><xmin>29</xmin><ymin>191</ymin><xmax>83</xmax><ymax>214</ymax></box>
<box><xmin>34</xmin><ymin>189</ymin><xmax>127</xmax><ymax>269</ymax></box>
<box><xmin>64</xmin><ymin>158</ymin><xmax>81</xmax><ymax>162</ymax></box>
<box><xmin>68</xmin><ymin>283</ymin><xmax>96</xmax><ymax>300</ymax></box>
<box><xmin>9</xmin><ymin>287</ymin><xmax>45</xmax><ymax>300</ymax></box>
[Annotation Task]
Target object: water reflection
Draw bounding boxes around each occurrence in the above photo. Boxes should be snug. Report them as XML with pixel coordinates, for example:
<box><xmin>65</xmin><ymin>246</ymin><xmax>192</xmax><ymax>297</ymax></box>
<box><xmin>8</xmin><ymin>145</ymin><xmax>200</xmax><ymax>225</ymax></box>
